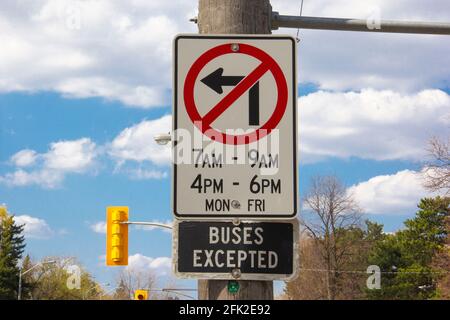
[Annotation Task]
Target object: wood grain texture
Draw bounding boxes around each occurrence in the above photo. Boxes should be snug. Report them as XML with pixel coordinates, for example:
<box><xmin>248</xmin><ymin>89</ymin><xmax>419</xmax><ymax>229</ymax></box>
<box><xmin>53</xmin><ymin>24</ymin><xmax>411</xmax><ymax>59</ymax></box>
<box><xmin>198</xmin><ymin>0</ymin><xmax>272</xmax><ymax>34</ymax></box>
<box><xmin>196</xmin><ymin>0</ymin><xmax>274</xmax><ymax>300</ymax></box>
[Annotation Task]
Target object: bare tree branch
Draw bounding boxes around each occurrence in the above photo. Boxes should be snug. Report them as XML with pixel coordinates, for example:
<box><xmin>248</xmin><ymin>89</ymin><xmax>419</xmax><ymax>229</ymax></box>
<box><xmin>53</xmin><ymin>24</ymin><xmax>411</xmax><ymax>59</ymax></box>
<box><xmin>301</xmin><ymin>175</ymin><xmax>363</xmax><ymax>300</ymax></box>
<box><xmin>423</xmin><ymin>136</ymin><xmax>450</xmax><ymax>195</ymax></box>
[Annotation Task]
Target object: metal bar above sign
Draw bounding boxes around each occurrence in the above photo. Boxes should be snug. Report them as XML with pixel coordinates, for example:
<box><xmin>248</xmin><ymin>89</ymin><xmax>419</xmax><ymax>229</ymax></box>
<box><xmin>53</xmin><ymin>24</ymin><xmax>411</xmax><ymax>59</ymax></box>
<box><xmin>271</xmin><ymin>12</ymin><xmax>450</xmax><ymax>35</ymax></box>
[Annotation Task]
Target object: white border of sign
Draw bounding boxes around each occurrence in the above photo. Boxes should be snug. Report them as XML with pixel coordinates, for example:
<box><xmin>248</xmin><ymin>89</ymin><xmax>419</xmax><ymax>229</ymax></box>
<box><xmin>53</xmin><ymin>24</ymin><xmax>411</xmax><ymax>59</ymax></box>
<box><xmin>172</xmin><ymin>34</ymin><xmax>298</xmax><ymax>220</ymax></box>
<box><xmin>172</xmin><ymin>219</ymin><xmax>299</xmax><ymax>281</ymax></box>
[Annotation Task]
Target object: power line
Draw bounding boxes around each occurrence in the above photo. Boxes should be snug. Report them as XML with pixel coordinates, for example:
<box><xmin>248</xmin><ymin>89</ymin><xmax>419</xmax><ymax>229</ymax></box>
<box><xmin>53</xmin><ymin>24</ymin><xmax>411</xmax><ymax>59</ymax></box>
<box><xmin>295</xmin><ymin>0</ymin><xmax>305</xmax><ymax>43</ymax></box>
<box><xmin>298</xmin><ymin>268</ymin><xmax>450</xmax><ymax>274</ymax></box>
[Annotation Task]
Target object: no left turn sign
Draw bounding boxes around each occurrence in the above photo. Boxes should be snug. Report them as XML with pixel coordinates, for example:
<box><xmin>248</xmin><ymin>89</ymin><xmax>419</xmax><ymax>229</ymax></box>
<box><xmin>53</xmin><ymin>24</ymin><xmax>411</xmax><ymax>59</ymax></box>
<box><xmin>173</xmin><ymin>35</ymin><xmax>297</xmax><ymax>219</ymax></box>
<box><xmin>183</xmin><ymin>42</ymin><xmax>288</xmax><ymax>145</ymax></box>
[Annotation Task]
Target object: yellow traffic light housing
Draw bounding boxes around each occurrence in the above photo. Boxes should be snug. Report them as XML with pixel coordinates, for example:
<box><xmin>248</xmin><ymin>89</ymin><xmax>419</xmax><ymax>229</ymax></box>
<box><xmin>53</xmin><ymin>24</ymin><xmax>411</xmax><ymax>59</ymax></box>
<box><xmin>134</xmin><ymin>289</ymin><xmax>148</xmax><ymax>300</ymax></box>
<box><xmin>106</xmin><ymin>206</ymin><xmax>129</xmax><ymax>266</ymax></box>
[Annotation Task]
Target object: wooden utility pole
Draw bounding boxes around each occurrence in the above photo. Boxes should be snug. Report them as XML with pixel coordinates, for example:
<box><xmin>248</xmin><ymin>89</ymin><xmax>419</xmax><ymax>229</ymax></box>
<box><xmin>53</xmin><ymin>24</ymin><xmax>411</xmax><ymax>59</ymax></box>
<box><xmin>196</xmin><ymin>0</ymin><xmax>273</xmax><ymax>300</ymax></box>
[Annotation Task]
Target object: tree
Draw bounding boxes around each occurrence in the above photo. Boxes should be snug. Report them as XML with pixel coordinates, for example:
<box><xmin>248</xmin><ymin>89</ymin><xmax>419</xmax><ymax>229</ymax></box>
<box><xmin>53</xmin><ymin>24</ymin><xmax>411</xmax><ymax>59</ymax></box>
<box><xmin>334</xmin><ymin>221</ymin><xmax>385</xmax><ymax>299</ymax></box>
<box><xmin>432</xmin><ymin>212</ymin><xmax>450</xmax><ymax>298</ymax></box>
<box><xmin>424</xmin><ymin>137</ymin><xmax>450</xmax><ymax>195</ymax></box>
<box><xmin>285</xmin><ymin>220</ymin><xmax>384</xmax><ymax>300</ymax></box>
<box><xmin>367</xmin><ymin>197</ymin><xmax>449</xmax><ymax>299</ymax></box>
<box><xmin>19</xmin><ymin>254</ymin><xmax>35</xmax><ymax>300</ymax></box>
<box><xmin>284</xmin><ymin>235</ymin><xmax>329</xmax><ymax>300</ymax></box>
<box><xmin>0</xmin><ymin>206</ymin><xmax>26</xmax><ymax>299</ymax></box>
<box><xmin>27</xmin><ymin>257</ymin><xmax>103</xmax><ymax>300</ymax></box>
<box><xmin>298</xmin><ymin>176</ymin><xmax>363</xmax><ymax>300</ymax></box>
<box><xmin>113</xmin><ymin>278</ymin><xmax>130</xmax><ymax>300</ymax></box>
<box><xmin>114</xmin><ymin>267</ymin><xmax>156</xmax><ymax>300</ymax></box>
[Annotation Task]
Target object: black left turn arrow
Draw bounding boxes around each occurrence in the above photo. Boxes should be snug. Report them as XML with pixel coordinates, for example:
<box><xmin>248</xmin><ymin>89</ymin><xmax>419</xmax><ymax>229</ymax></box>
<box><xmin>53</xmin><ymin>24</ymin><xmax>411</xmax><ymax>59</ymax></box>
<box><xmin>201</xmin><ymin>67</ymin><xmax>260</xmax><ymax>126</ymax></box>
<box><xmin>201</xmin><ymin>68</ymin><xmax>244</xmax><ymax>94</ymax></box>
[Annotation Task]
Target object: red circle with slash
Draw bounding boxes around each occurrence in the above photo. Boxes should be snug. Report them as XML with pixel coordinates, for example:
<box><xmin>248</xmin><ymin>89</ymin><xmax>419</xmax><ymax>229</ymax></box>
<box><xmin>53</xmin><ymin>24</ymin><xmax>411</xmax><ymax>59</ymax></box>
<box><xmin>183</xmin><ymin>43</ymin><xmax>288</xmax><ymax>145</ymax></box>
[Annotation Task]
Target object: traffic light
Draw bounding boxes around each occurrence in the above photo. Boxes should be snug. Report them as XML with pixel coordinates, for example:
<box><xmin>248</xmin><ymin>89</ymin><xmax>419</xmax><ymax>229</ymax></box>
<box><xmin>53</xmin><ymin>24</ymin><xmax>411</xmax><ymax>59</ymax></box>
<box><xmin>134</xmin><ymin>289</ymin><xmax>148</xmax><ymax>300</ymax></box>
<box><xmin>106</xmin><ymin>206</ymin><xmax>129</xmax><ymax>266</ymax></box>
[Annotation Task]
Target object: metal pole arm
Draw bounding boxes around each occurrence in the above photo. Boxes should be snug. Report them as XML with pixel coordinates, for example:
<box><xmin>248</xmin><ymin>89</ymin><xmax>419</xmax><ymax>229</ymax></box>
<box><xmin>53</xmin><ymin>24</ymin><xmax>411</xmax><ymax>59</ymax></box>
<box><xmin>271</xmin><ymin>12</ymin><xmax>450</xmax><ymax>35</ymax></box>
<box><xmin>121</xmin><ymin>221</ymin><xmax>173</xmax><ymax>230</ymax></box>
<box><xmin>21</xmin><ymin>263</ymin><xmax>42</xmax><ymax>276</ymax></box>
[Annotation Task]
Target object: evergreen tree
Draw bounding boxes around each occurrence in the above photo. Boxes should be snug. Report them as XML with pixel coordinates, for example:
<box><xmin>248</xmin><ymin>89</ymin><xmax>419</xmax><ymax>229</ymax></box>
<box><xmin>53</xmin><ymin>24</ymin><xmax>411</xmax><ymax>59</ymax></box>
<box><xmin>367</xmin><ymin>197</ymin><xmax>449</xmax><ymax>299</ymax></box>
<box><xmin>20</xmin><ymin>255</ymin><xmax>35</xmax><ymax>299</ymax></box>
<box><xmin>0</xmin><ymin>207</ymin><xmax>26</xmax><ymax>299</ymax></box>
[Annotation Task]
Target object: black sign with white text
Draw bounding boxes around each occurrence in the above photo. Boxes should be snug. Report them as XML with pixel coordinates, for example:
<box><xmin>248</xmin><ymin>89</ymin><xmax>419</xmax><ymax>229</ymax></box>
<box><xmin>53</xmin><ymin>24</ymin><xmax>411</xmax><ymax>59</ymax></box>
<box><xmin>175</xmin><ymin>221</ymin><xmax>296</xmax><ymax>279</ymax></box>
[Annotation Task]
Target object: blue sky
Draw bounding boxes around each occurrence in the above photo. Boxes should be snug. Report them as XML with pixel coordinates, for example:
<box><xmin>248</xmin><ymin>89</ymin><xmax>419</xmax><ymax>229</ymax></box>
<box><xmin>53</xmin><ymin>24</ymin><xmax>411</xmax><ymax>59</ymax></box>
<box><xmin>0</xmin><ymin>0</ymin><xmax>449</xmax><ymax>297</ymax></box>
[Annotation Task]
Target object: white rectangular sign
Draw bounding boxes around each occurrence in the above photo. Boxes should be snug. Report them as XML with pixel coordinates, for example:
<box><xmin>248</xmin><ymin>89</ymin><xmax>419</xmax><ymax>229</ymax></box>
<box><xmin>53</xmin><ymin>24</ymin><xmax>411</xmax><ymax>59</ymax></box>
<box><xmin>173</xmin><ymin>34</ymin><xmax>297</xmax><ymax>219</ymax></box>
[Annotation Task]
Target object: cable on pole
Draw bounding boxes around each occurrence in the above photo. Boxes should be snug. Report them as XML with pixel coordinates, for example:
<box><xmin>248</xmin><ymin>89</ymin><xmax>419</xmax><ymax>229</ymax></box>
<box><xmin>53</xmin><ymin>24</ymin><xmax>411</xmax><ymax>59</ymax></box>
<box><xmin>295</xmin><ymin>0</ymin><xmax>305</xmax><ymax>43</ymax></box>
<box><xmin>298</xmin><ymin>268</ymin><xmax>450</xmax><ymax>274</ymax></box>
<box><xmin>120</xmin><ymin>221</ymin><xmax>173</xmax><ymax>230</ymax></box>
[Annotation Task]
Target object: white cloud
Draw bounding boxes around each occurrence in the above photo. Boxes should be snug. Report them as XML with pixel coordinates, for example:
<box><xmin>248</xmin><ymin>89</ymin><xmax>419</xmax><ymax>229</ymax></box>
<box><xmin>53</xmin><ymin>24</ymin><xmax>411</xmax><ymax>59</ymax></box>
<box><xmin>0</xmin><ymin>0</ymin><xmax>195</xmax><ymax>108</ymax></box>
<box><xmin>10</xmin><ymin>149</ymin><xmax>38</xmax><ymax>167</ymax></box>
<box><xmin>56</xmin><ymin>77</ymin><xmax>166</xmax><ymax>108</ymax></box>
<box><xmin>0</xmin><ymin>169</ymin><xmax>63</xmax><ymax>189</ymax></box>
<box><xmin>272</xmin><ymin>0</ymin><xmax>450</xmax><ymax>91</ymax></box>
<box><xmin>0</xmin><ymin>137</ymin><xmax>98</xmax><ymax>188</ymax></box>
<box><xmin>109</xmin><ymin>115</ymin><xmax>172</xmax><ymax>165</ymax></box>
<box><xmin>348</xmin><ymin>169</ymin><xmax>437</xmax><ymax>215</ymax></box>
<box><xmin>0</xmin><ymin>0</ymin><xmax>450</xmax><ymax>107</ymax></box>
<box><xmin>14</xmin><ymin>215</ymin><xmax>54</xmax><ymax>239</ymax></box>
<box><xmin>44</xmin><ymin>138</ymin><xmax>97</xmax><ymax>172</ymax></box>
<box><xmin>272</xmin><ymin>0</ymin><xmax>450</xmax><ymax>21</ymax></box>
<box><xmin>0</xmin><ymin>1</ymin><xmax>448</xmax><ymax>106</ymax></box>
<box><xmin>299</xmin><ymin>89</ymin><xmax>450</xmax><ymax>163</ymax></box>
<box><xmin>1</xmin><ymin>115</ymin><xmax>173</xmax><ymax>187</ymax></box>
<box><xmin>90</xmin><ymin>221</ymin><xmax>106</xmax><ymax>234</ymax></box>
<box><xmin>127</xmin><ymin>253</ymin><xmax>172</xmax><ymax>276</ymax></box>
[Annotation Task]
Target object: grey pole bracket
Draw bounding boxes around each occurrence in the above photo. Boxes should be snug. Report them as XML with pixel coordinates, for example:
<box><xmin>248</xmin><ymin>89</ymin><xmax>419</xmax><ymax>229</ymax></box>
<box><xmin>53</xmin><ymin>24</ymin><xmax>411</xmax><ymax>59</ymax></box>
<box><xmin>271</xmin><ymin>11</ymin><xmax>450</xmax><ymax>35</ymax></box>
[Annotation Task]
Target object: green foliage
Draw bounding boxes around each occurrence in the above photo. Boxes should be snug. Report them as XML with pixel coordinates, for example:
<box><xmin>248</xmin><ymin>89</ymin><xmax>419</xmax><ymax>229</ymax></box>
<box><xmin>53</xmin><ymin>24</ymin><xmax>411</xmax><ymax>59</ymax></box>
<box><xmin>367</xmin><ymin>197</ymin><xmax>450</xmax><ymax>300</ymax></box>
<box><xmin>0</xmin><ymin>209</ymin><xmax>26</xmax><ymax>299</ymax></box>
<box><xmin>365</xmin><ymin>220</ymin><xmax>385</xmax><ymax>242</ymax></box>
<box><xmin>400</xmin><ymin>197</ymin><xmax>448</xmax><ymax>265</ymax></box>
<box><xmin>0</xmin><ymin>207</ymin><xmax>105</xmax><ymax>300</ymax></box>
<box><xmin>29</xmin><ymin>257</ymin><xmax>103</xmax><ymax>300</ymax></box>
<box><xmin>285</xmin><ymin>220</ymin><xmax>386</xmax><ymax>300</ymax></box>
<box><xmin>19</xmin><ymin>255</ymin><xmax>35</xmax><ymax>299</ymax></box>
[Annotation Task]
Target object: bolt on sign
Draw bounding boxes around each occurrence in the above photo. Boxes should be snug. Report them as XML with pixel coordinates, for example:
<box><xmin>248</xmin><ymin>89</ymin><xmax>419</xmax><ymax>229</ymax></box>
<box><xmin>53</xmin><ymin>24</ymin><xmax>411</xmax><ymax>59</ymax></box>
<box><xmin>173</xmin><ymin>35</ymin><xmax>298</xmax><ymax>219</ymax></box>
<box><xmin>173</xmin><ymin>220</ymin><xmax>299</xmax><ymax>280</ymax></box>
